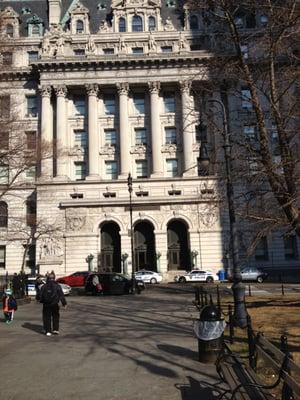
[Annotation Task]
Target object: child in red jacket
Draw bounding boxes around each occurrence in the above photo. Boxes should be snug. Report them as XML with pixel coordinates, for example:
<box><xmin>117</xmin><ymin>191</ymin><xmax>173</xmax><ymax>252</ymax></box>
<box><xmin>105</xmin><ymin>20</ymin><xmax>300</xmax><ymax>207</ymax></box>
<box><xmin>2</xmin><ymin>288</ymin><xmax>18</xmax><ymax>324</ymax></box>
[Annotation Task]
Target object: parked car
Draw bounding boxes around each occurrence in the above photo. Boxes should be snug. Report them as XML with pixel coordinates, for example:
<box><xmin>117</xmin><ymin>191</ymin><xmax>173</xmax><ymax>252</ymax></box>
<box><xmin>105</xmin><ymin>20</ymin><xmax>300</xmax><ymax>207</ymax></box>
<box><xmin>174</xmin><ymin>270</ymin><xmax>219</xmax><ymax>283</ymax></box>
<box><xmin>56</xmin><ymin>271</ymin><xmax>90</xmax><ymax>287</ymax></box>
<box><xmin>134</xmin><ymin>270</ymin><xmax>163</xmax><ymax>284</ymax></box>
<box><xmin>240</xmin><ymin>267</ymin><xmax>268</xmax><ymax>283</ymax></box>
<box><xmin>26</xmin><ymin>277</ymin><xmax>72</xmax><ymax>296</ymax></box>
<box><xmin>85</xmin><ymin>273</ymin><xmax>145</xmax><ymax>295</ymax></box>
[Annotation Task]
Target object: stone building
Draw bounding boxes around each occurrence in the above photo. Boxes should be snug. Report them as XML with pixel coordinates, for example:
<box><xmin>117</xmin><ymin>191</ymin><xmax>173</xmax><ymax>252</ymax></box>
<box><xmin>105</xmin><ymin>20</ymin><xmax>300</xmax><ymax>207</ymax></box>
<box><xmin>0</xmin><ymin>0</ymin><xmax>298</xmax><ymax>279</ymax></box>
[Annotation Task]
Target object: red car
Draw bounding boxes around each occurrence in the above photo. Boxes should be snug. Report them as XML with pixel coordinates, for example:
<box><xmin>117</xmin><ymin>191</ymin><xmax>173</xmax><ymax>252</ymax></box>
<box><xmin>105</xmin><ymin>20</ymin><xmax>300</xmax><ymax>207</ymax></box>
<box><xmin>56</xmin><ymin>271</ymin><xmax>90</xmax><ymax>287</ymax></box>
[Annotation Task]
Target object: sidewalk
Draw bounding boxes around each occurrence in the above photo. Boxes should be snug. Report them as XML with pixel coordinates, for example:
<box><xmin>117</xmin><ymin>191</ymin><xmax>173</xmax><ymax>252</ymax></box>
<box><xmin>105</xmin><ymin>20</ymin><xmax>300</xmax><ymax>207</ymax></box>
<box><xmin>0</xmin><ymin>290</ymin><xmax>226</xmax><ymax>400</ymax></box>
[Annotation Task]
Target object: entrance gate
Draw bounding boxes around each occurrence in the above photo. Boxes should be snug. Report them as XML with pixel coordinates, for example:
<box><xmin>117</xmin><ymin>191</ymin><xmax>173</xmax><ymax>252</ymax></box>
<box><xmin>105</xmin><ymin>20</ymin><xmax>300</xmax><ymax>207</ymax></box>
<box><xmin>100</xmin><ymin>222</ymin><xmax>121</xmax><ymax>273</ymax></box>
<box><xmin>167</xmin><ymin>220</ymin><xmax>191</xmax><ymax>271</ymax></box>
<box><xmin>134</xmin><ymin>221</ymin><xmax>156</xmax><ymax>271</ymax></box>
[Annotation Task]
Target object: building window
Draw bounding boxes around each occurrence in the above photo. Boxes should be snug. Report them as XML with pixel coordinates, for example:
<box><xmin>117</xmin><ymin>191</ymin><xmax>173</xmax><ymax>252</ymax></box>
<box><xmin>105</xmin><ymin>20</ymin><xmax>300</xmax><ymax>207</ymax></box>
<box><xmin>74</xmin><ymin>96</ymin><xmax>86</xmax><ymax>116</ymax></box>
<box><xmin>244</xmin><ymin>125</ymin><xmax>256</xmax><ymax>141</ymax></box>
<box><xmin>133</xmin><ymin>94</ymin><xmax>145</xmax><ymax>114</ymax></box>
<box><xmin>25</xmin><ymin>244</ymin><xmax>36</xmax><ymax>270</ymax></box>
<box><xmin>28</xmin><ymin>51</ymin><xmax>39</xmax><ymax>63</ymax></box>
<box><xmin>132</xmin><ymin>47</ymin><xmax>143</xmax><ymax>54</ymax></box>
<box><xmin>132</xmin><ymin>16</ymin><xmax>143</xmax><ymax>32</ymax></box>
<box><xmin>31</xmin><ymin>24</ymin><xmax>41</xmax><ymax>36</ymax></box>
<box><xmin>165</xmin><ymin>127</ymin><xmax>177</xmax><ymax>144</ymax></box>
<box><xmin>104</xmin><ymin>129</ymin><xmax>117</xmax><ymax>146</ymax></box>
<box><xmin>6</xmin><ymin>24</ymin><xmax>14</xmax><ymax>38</ymax></box>
<box><xmin>241</xmin><ymin>44</ymin><xmax>249</xmax><ymax>59</ymax></box>
<box><xmin>0</xmin><ymin>96</ymin><xmax>10</xmax><ymax>118</ymax></box>
<box><xmin>74</xmin><ymin>130</ymin><xmax>87</xmax><ymax>148</ymax></box>
<box><xmin>26</xmin><ymin>96</ymin><xmax>38</xmax><ymax>117</ymax></box>
<box><xmin>164</xmin><ymin>93</ymin><xmax>175</xmax><ymax>113</ymax></box>
<box><xmin>104</xmin><ymin>95</ymin><xmax>116</xmax><ymax>115</ymax></box>
<box><xmin>241</xmin><ymin>88</ymin><xmax>252</xmax><ymax>110</ymax></box>
<box><xmin>136</xmin><ymin>160</ymin><xmax>148</xmax><ymax>178</ymax></box>
<box><xmin>0</xmin><ymin>202</ymin><xmax>8</xmax><ymax>227</ymax></box>
<box><xmin>161</xmin><ymin>46</ymin><xmax>172</xmax><ymax>53</ymax></box>
<box><xmin>26</xmin><ymin>131</ymin><xmax>36</xmax><ymax>150</ymax></box>
<box><xmin>0</xmin><ymin>246</ymin><xmax>6</xmax><ymax>268</ymax></box>
<box><xmin>255</xmin><ymin>237</ymin><xmax>269</xmax><ymax>260</ymax></box>
<box><xmin>135</xmin><ymin>128</ymin><xmax>147</xmax><ymax>145</ymax></box>
<box><xmin>148</xmin><ymin>16</ymin><xmax>156</xmax><ymax>31</ymax></box>
<box><xmin>260</xmin><ymin>15</ymin><xmax>269</xmax><ymax>26</ymax></box>
<box><xmin>196</xmin><ymin>124</ymin><xmax>207</xmax><ymax>143</ymax></box>
<box><xmin>26</xmin><ymin>198</ymin><xmax>36</xmax><ymax>226</ymax></box>
<box><xmin>1</xmin><ymin>132</ymin><xmax>9</xmax><ymax>149</ymax></box>
<box><xmin>26</xmin><ymin>165</ymin><xmax>36</xmax><ymax>179</ymax></box>
<box><xmin>2</xmin><ymin>52</ymin><xmax>13</xmax><ymax>65</ymax></box>
<box><xmin>74</xmin><ymin>49</ymin><xmax>85</xmax><ymax>57</ymax></box>
<box><xmin>119</xmin><ymin>17</ymin><xmax>126</xmax><ymax>32</ymax></box>
<box><xmin>76</xmin><ymin>20</ymin><xmax>84</xmax><ymax>34</ymax></box>
<box><xmin>190</xmin><ymin>15</ymin><xmax>199</xmax><ymax>30</ymax></box>
<box><xmin>284</xmin><ymin>236</ymin><xmax>298</xmax><ymax>260</ymax></box>
<box><xmin>166</xmin><ymin>159</ymin><xmax>178</xmax><ymax>177</ymax></box>
<box><xmin>105</xmin><ymin>161</ymin><xmax>118</xmax><ymax>179</ymax></box>
<box><xmin>103</xmin><ymin>48</ymin><xmax>114</xmax><ymax>55</ymax></box>
<box><xmin>75</xmin><ymin>162</ymin><xmax>87</xmax><ymax>180</ymax></box>
<box><xmin>0</xmin><ymin>165</ymin><xmax>9</xmax><ymax>184</ymax></box>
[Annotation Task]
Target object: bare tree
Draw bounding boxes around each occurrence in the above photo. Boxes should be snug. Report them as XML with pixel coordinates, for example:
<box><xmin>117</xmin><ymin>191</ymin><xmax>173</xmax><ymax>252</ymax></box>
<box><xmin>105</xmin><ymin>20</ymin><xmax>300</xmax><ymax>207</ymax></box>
<box><xmin>187</xmin><ymin>0</ymin><xmax>300</xmax><ymax>239</ymax></box>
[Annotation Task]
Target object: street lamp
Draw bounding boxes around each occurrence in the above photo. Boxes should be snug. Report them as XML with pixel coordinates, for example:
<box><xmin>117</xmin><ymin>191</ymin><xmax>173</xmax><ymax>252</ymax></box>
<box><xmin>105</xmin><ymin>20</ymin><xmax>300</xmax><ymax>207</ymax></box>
<box><xmin>127</xmin><ymin>173</ymin><xmax>136</xmax><ymax>294</ymax></box>
<box><xmin>198</xmin><ymin>98</ymin><xmax>248</xmax><ymax>329</ymax></box>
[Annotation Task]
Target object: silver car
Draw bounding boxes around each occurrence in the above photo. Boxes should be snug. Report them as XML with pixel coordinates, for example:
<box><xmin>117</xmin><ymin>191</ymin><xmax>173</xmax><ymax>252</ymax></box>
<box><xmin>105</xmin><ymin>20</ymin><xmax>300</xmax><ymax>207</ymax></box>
<box><xmin>240</xmin><ymin>267</ymin><xmax>268</xmax><ymax>283</ymax></box>
<box><xmin>27</xmin><ymin>277</ymin><xmax>71</xmax><ymax>296</ymax></box>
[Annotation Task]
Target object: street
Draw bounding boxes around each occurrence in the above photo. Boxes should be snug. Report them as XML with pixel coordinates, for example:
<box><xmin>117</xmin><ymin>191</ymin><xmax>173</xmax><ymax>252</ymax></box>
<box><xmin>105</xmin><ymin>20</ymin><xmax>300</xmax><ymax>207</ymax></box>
<box><xmin>0</xmin><ymin>290</ymin><xmax>224</xmax><ymax>400</ymax></box>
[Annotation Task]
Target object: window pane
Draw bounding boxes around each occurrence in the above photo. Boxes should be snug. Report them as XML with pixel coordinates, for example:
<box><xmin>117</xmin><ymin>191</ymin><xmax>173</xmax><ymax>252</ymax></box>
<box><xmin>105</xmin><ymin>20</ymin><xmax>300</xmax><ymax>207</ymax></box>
<box><xmin>133</xmin><ymin>95</ymin><xmax>145</xmax><ymax>114</ymax></box>
<box><xmin>105</xmin><ymin>161</ymin><xmax>118</xmax><ymax>179</ymax></box>
<box><xmin>190</xmin><ymin>16</ymin><xmax>199</xmax><ymax>30</ymax></box>
<box><xmin>27</xmin><ymin>96</ymin><xmax>37</xmax><ymax>117</ymax></box>
<box><xmin>0</xmin><ymin>166</ymin><xmax>9</xmax><ymax>184</ymax></box>
<box><xmin>75</xmin><ymin>162</ymin><xmax>86</xmax><ymax>180</ymax></box>
<box><xmin>28</xmin><ymin>51</ymin><xmax>39</xmax><ymax>63</ymax></box>
<box><xmin>6</xmin><ymin>24</ymin><xmax>13</xmax><ymax>37</ymax></box>
<box><xmin>103</xmin><ymin>48</ymin><xmax>114</xmax><ymax>55</ymax></box>
<box><xmin>166</xmin><ymin>159</ymin><xmax>178</xmax><ymax>177</ymax></box>
<box><xmin>105</xmin><ymin>129</ymin><xmax>117</xmax><ymax>146</ymax></box>
<box><xmin>132</xmin><ymin>16</ymin><xmax>143</xmax><ymax>32</ymax></box>
<box><xmin>76</xmin><ymin>20</ymin><xmax>84</xmax><ymax>34</ymax></box>
<box><xmin>31</xmin><ymin>25</ymin><xmax>41</xmax><ymax>37</ymax></box>
<box><xmin>0</xmin><ymin>132</ymin><xmax>9</xmax><ymax>149</ymax></box>
<box><xmin>0</xmin><ymin>246</ymin><xmax>6</xmax><ymax>268</ymax></box>
<box><xmin>161</xmin><ymin>46</ymin><xmax>172</xmax><ymax>53</ymax></box>
<box><xmin>74</xmin><ymin>131</ymin><xmax>87</xmax><ymax>148</ymax></box>
<box><xmin>244</xmin><ymin>125</ymin><xmax>256</xmax><ymax>140</ymax></box>
<box><xmin>164</xmin><ymin>93</ymin><xmax>175</xmax><ymax>113</ymax></box>
<box><xmin>135</xmin><ymin>128</ymin><xmax>147</xmax><ymax>145</ymax></box>
<box><xmin>165</xmin><ymin>127</ymin><xmax>176</xmax><ymax>144</ymax></box>
<box><xmin>26</xmin><ymin>131</ymin><xmax>36</xmax><ymax>150</ymax></box>
<box><xmin>284</xmin><ymin>236</ymin><xmax>298</xmax><ymax>260</ymax></box>
<box><xmin>2</xmin><ymin>52</ymin><xmax>12</xmax><ymax>65</ymax></box>
<box><xmin>119</xmin><ymin>18</ymin><xmax>126</xmax><ymax>32</ymax></box>
<box><xmin>104</xmin><ymin>96</ymin><xmax>116</xmax><ymax>115</ymax></box>
<box><xmin>26</xmin><ymin>165</ymin><xmax>36</xmax><ymax>179</ymax></box>
<box><xmin>136</xmin><ymin>160</ymin><xmax>147</xmax><ymax>178</ymax></box>
<box><xmin>149</xmin><ymin>16</ymin><xmax>156</xmax><ymax>31</ymax></box>
<box><xmin>0</xmin><ymin>96</ymin><xmax>10</xmax><ymax>118</ymax></box>
<box><xmin>74</xmin><ymin>49</ymin><xmax>85</xmax><ymax>56</ymax></box>
<box><xmin>132</xmin><ymin>47</ymin><xmax>143</xmax><ymax>54</ymax></box>
<box><xmin>0</xmin><ymin>202</ymin><xmax>8</xmax><ymax>227</ymax></box>
<box><xmin>74</xmin><ymin>97</ymin><xmax>86</xmax><ymax>115</ymax></box>
<box><xmin>241</xmin><ymin>88</ymin><xmax>252</xmax><ymax>109</ymax></box>
<box><xmin>255</xmin><ymin>237</ymin><xmax>268</xmax><ymax>260</ymax></box>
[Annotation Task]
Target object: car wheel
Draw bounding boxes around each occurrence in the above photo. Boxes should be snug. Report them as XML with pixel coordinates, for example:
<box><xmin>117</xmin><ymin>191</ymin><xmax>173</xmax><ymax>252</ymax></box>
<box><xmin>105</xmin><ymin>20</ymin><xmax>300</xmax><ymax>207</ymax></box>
<box><xmin>178</xmin><ymin>277</ymin><xmax>186</xmax><ymax>283</ymax></box>
<box><xmin>257</xmin><ymin>276</ymin><xmax>264</xmax><ymax>283</ymax></box>
<box><xmin>206</xmin><ymin>277</ymin><xmax>214</xmax><ymax>283</ymax></box>
<box><xmin>150</xmin><ymin>278</ymin><xmax>157</xmax><ymax>284</ymax></box>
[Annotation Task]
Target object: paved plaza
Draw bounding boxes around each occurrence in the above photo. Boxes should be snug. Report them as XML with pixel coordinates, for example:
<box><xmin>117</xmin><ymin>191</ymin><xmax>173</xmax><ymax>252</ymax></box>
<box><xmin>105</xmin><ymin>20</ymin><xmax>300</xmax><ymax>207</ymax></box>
<box><xmin>0</xmin><ymin>289</ymin><xmax>225</xmax><ymax>400</ymax></box>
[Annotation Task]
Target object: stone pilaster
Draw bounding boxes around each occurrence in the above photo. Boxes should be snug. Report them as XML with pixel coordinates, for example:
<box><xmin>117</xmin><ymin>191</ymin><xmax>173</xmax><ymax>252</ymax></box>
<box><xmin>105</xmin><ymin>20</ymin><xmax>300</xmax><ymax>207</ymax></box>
<box><xmin>149</xmin><ymin>82</ymin><xmax>163</xmax><ymax>177</ymax></box>
<box><xmin>117</xmin><ymin>83</ymin><xmax>130</xmax><ymax>178</ymax></box>
<box><xmin>40</xmin><ymin>85</ymin><xmax>53</xmax><ymax>179</ymax></box>
<box><xmin>54</xmin><ymin>85</ymin><xmax>68</xmax><ymax>179</ymax></box>
<box><xmin>180</xmin><ymin>80</ymin><xmax>195</xmax><ymax>176</ymax></box>
<box><xmin>86</xmin><ymin>84</ymin><xmax>99</xmax><ymax>179</ymax></box>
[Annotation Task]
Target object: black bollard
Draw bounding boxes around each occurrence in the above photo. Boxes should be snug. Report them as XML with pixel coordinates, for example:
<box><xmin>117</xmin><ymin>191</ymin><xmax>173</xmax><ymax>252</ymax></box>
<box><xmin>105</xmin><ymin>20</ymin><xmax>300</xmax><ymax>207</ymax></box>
<box><xmin>195</xmin><ymin>286</ymin><xmax>200</xmax><ymax>305</ymax></box>
<box><xmin>248</xmin><ymin>284</ymin><xmax>252</xmax><ymax>297</ymax></box>
<box><xmin>216</xmin><ymin>285</ymin><xmax>221</xmax><ymax>313</ymax></box>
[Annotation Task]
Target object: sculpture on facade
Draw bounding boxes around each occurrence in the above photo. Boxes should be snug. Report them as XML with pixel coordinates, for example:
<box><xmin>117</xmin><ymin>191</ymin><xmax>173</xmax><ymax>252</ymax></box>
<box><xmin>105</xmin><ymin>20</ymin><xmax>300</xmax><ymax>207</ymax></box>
<box><xmin>178</xmin><ymin>31</ymin><xmax>188</xmax><ymax>51</ymax></box>
<box><xmin>98</xmin><ymin>20</ymin><xmax>110</xmax><ymax>32</ymax></box>
<box><xmin>55</xmin><ymin>35</ymin><xmax>65</xmax><ymax>57</ymax></box>
<box><xmin>148</xmin><ymin>32</ymin><xmax>157</xmax><ymax>52</ymax></box>
<box><xmin>164</xmin><ymin>17</ymin><xmax>175</xmax><ymax>31</ymax></box>
<box><xmin>86</xmin><ymin>36</ymin><xmax>96</xmax><ymax>54</ymax></box>
<box><xmin>118</xmin><ymin>36</ymin><xmax>126</xmax><ymax>53</ymax></box>
<box><xmin>39</xmin><ymin>237</ymin><xmax>62</xmax><ymax>259</ymax></box>
<box><xmin>41</xmin><ymin>32</ymin><xmax>52</xmax><ymax>56</ymax></box>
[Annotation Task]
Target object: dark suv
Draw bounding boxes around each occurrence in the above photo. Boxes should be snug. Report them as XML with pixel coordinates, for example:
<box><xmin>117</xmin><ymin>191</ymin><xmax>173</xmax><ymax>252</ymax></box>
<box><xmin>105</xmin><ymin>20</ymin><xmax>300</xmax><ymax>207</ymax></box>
<box><xmin>85</xmin><ymin>273</ymin><xmax>145</xmax><ymax>295</ymax></box>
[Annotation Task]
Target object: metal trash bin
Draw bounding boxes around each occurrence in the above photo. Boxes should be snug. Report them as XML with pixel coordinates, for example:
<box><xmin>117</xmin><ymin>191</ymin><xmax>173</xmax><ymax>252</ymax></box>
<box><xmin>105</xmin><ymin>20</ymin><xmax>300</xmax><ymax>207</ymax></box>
<box><xmin>218</xmin><ymin>270</ymin><xmax>226</xmax><ymax>281</ymax></box>
<box><xmin>194</xmin><ymin>305</ymin><xmax>226</xmax><ymax>363</ymax></box>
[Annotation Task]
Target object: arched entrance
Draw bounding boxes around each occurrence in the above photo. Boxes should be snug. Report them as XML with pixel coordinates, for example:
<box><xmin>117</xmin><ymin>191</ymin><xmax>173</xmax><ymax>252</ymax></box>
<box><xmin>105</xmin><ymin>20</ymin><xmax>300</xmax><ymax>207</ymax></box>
<box><xmin>167</xmin><ymin>220</ymin><xmax>191</xmax><ymax>271</ymax></box>
<box><xmin>134</xmin><ymin>221</ymin><xmax>156</xmax><ymax>271</ymax></box>
<box><xmin>100</xmin><ymin>222</ymin><xmax>121</xmax><ymax>273</ymax></box>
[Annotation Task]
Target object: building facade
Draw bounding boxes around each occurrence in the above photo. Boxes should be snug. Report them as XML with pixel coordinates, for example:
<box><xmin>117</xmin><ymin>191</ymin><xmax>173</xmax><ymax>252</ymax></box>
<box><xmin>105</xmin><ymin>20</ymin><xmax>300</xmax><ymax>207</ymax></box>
<box><xmin>0</xmin><ymin>0</ymin><xmax>299</xmax><ymax>279</ymax></box>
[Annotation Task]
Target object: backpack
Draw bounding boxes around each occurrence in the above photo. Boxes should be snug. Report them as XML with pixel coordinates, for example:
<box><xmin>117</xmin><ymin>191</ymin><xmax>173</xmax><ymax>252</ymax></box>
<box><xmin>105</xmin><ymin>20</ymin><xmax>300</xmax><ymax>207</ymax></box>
<box><xmin>8</xmin><ymin>297</ymin><xmax>18</xmax><ymax>311</ymax></box>
<box><xmin>40</xmin><ymin>283</ymin><xmax>58</xmax><ymax>305</ymax></box>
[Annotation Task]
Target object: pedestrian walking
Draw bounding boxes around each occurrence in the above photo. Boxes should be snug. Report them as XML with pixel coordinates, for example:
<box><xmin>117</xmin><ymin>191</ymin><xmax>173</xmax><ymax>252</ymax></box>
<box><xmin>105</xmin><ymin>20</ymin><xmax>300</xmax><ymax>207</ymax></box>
<box><xmin>39</xmin><ymin>273</ymin><xmax>67</xmax><ymax>336</ymax></box>
<box><xmin>2</xmin><ymin>288</ymin><xmax>18</xmax><ymax>324</ymax></box>
<box><xmin>92</xmin><ymin>274</ymin><xmax>103</xmax><ymax>295</ymax></box>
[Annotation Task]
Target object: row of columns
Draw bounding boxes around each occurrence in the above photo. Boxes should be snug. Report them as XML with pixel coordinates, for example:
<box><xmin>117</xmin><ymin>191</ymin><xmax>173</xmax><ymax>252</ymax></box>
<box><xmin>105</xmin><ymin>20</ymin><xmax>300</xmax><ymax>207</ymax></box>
<box><xmin>40</xmin><ymin>81</ymin><xmax>195</xmax><ymax>179</ymax></box>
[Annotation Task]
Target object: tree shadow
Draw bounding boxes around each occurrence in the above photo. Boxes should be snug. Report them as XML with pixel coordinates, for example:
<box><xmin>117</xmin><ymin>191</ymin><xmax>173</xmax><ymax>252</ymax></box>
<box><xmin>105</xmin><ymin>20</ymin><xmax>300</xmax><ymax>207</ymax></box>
<box><xmin>175</xmin><ymin>376</ymin><xmax>227</xmax><ymax>400</ymax></box>
<box><xmin>157</xmin><ymin>344</ymin><xmax>198</xmax><ymax>361</ymax></box>
<box><xmin>22</xmin><ymin>322</ymin><xmax>44</xmax><ymax>335</ymax></box>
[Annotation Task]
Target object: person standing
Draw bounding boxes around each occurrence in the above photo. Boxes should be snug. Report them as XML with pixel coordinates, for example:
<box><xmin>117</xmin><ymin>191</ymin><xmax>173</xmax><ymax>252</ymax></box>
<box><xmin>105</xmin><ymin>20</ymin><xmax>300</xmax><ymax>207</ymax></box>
<box><xmin>39</xmin><ymin>273</ymin><xmax>67</xmax><ymax>336</ymax></box>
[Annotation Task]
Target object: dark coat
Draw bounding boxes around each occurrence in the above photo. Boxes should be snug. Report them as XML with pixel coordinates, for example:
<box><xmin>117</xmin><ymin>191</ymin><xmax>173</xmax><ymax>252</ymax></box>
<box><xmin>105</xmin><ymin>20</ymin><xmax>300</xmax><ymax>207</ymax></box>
<box><xmin>40</xmin><ymin>281</ymin><xmax>67</xmax><ymax>306</ymax></box>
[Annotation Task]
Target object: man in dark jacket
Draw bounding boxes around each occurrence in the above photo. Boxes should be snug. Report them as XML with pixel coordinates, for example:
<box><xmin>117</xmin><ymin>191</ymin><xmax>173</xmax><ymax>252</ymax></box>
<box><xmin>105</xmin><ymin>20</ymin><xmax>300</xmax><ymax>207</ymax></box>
<box><xmin>40</xmin><ymin>273</ymin><xmax>67</xmax><ymax>336</ymax></box>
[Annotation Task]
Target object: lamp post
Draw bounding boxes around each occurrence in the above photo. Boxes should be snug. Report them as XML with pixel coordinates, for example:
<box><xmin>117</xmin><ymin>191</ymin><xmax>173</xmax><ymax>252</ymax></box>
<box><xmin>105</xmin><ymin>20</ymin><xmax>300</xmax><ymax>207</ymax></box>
<box><xmin>198</xmin><ymin>98</ymin><xmax>247</xmax><ymax>329</ymax></box>
<box><xmin>127</xmin><ymin>173</ymin><xmax>136</xmax><ymax>294</ymax></box>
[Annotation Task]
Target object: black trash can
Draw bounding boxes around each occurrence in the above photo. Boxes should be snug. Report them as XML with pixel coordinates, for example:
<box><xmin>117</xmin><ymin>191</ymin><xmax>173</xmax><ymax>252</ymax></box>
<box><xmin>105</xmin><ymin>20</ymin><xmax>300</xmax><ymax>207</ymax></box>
<box><xmin>194</xmin><ymin>305</ymin><xmax>225</xmax><ymax>363</ymax></box>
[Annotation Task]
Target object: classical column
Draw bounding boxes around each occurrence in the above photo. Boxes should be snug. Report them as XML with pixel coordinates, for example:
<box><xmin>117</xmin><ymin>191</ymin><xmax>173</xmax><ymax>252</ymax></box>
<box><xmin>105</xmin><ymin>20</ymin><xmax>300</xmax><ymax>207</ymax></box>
<box><xmin>54</xmin><ymin>85</ymin><xmax>68</xmax><ymax>179</ymax></box>
<box><xmin>149</xmin><ymin>82</ymin><xmax>163</xmax><ymax>177</ymax></box>
<box><xmin>86</xmin><ymin>84</ymin><xmax>99</xmax><ymax>179</ymax></box>
<box><xmin>40</xmin><ymin>85</ymin><xmax>53</xmax><ymax>179</ymax></box>
<box><xmin>117</xmin><ymin>82</ymin><xmax>130</xmax><ymax>177</ymax></box>
<box><xmin>180</xmin><ymin>81</ymin><xmax>195</xmax><ymax>175</ymax></box>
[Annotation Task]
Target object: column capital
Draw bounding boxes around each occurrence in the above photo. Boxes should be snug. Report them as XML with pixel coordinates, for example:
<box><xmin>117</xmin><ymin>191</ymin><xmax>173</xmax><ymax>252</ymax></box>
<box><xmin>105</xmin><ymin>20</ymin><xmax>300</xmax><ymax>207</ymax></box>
<box><xmin>148</xmin><ymin>81</ymin><xmax>161</xmax><ymax>95</ymax></box>
<box><xmin>40</xmin><ymin>85</ymin><xmax>52</xmax><ymax>98</ymax></box>
<box><xmin>117</xmin><ymin>82</ymin><xmax>129</xmax><ymax>96</ymax></box>
<box><xmin>179</xmin><ymin>80</ymin><xmax>192</xmax><ymax>94</ymax></box>
<box><xmin>54</xmin><ymin>85</ymin><xmax>68</xmax><ymax>97</ymax></box>
<box><xmin>86</xmin><ymin>84</ymin><xmax>99</xmax><ymax>96</ymax></box>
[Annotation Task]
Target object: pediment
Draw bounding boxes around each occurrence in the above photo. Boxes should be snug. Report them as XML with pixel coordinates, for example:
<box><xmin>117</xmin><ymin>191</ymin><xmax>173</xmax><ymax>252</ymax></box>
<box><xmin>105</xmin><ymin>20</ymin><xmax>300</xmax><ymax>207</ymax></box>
<box><xmin>70</xmin><ymin>1</ymin><xmax>89</xmax><ymax>15</ymax></box>
<box><xmin>0</xmin><ymin>6</ymin><xmax>19</xmax><ymax>20</ymax></box>
<box><xmin>112</xmin><ymin>0</ymin><xmax>161</xmax><ymax>9</ymax></box>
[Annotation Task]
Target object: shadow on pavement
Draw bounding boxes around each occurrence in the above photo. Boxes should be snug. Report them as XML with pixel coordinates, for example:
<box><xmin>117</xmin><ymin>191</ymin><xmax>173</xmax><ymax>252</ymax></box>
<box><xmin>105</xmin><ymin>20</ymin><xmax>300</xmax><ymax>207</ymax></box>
<box><xmin>176</xmin><ymin>376</ymin><xmax>226</xmax><ymax>400</ymax></box>
<box><xmin>157</xmin><ymin>344</ymin><xmax>198</xmax><ymax>361</ymax></box>
<box><xmin>22</xmin><ymin>322</ymin><xmax>44</xmax><ymax>335</ymax></box>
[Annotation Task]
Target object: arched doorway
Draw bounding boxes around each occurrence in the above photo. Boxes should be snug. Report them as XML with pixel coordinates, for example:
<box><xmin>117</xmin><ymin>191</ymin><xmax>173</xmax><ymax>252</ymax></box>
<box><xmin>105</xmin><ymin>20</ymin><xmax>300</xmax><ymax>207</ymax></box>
<box><xmin>167</xmin><ymin>220</ymin><xmax>191</xmax><ymax>271</ymax></box>
<box><xmin>100</xmin><ymin>222</ymin><xmax>121</xmax><ymax>273</ymax></box>
<box><xmin>134</xmin><ymin>221</ymin><xmax>156</xmax><ymax>271</ymax></box>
